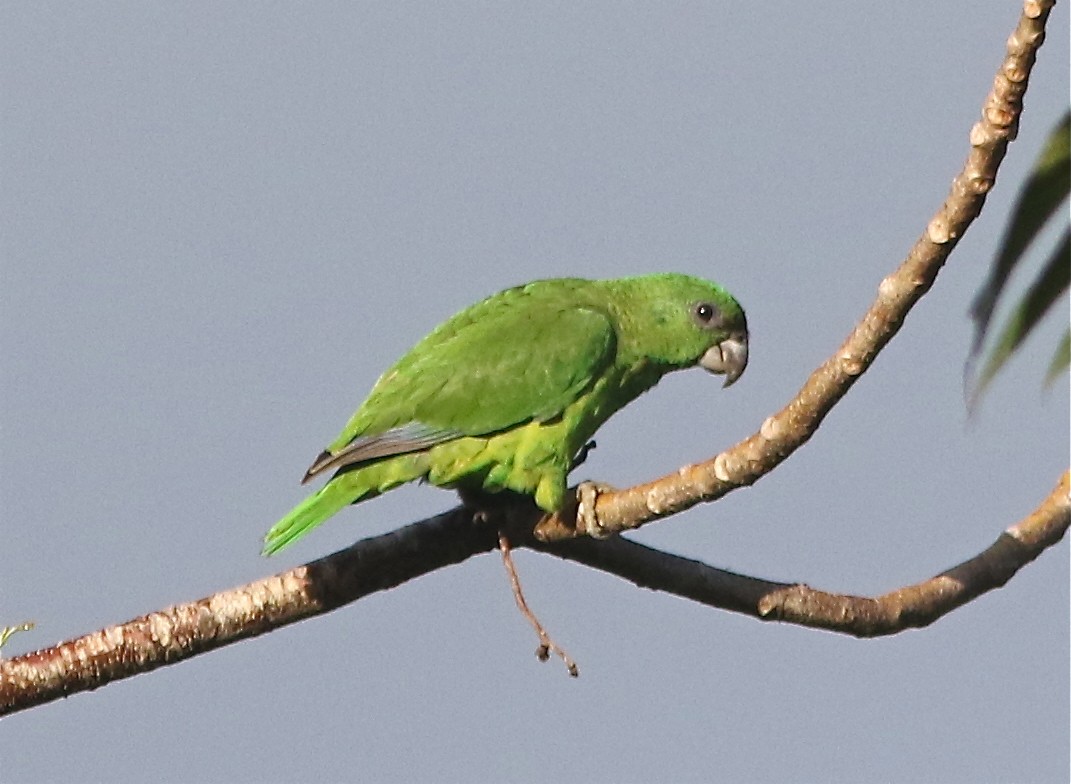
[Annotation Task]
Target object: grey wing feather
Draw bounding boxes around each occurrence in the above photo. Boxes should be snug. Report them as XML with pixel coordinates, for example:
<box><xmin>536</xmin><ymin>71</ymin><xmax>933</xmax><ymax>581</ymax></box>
<box><xmin>302</xmin><ymin>422</ymin><xmax>462</xmax><ymax>483</ymax></box>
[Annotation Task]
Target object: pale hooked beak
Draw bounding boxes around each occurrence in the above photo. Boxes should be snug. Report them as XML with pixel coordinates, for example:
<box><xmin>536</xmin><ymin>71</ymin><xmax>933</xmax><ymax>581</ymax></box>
<box><xmin>700</xmin><ymin>332</ymin><xmax>749</xmax><ymax>387</ymax></box>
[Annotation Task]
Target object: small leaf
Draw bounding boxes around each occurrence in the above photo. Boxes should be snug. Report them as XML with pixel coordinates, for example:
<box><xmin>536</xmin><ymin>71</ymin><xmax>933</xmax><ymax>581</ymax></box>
<box><xmin>973</xmin><ymin>230</ymin><xmax>1070</xmax><ymax>399</ymax></box>
<box><xmin>1045</xmin><ymin>329</ymin><xmax>1070</xmax><ymax>386</ymax></box>
<box><xmin>970</xmin><ymin>111</ymin><xmax>1070</xmax><ymax>351</ymax></box>
<box><xmin>0</xmin><ymin>621</ymin><xmax>35</xmax><ymax>653</ymax></box>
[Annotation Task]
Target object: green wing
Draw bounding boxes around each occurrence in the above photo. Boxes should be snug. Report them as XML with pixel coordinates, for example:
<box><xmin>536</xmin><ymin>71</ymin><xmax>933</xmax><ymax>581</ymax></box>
<box><xmin>306</xmin><ymin>292</ymin><xmax>616</xmax><ymax>480</ymax></box>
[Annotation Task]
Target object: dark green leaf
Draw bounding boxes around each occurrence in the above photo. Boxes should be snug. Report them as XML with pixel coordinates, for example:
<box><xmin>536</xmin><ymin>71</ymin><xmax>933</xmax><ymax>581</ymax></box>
<box><xmin>970</xmin><ymin>112</ymin><xmax>1069</xmax><ymax>348</ymax></box>
<box><xmin>968</xmin><ymin>112</ymin><xmax>1070</xmax><ymax>403</ymax></box>
<box><xmin>973</xmin><ymin>229</ymin><xmax>1070</xmax><ymax>398</ymax></box>
<box><xmin>1045</xmin><ymin>329</ymin><xmax>1070</xmax><ymax>386</ymax></box>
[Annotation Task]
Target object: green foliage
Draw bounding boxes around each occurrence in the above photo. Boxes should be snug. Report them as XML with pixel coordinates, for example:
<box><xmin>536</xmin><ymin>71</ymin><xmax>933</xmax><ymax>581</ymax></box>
<box><xmin>969</xmin><ymin>112</ymin><xmax>1070</xmax><ymax>403</ymax></box>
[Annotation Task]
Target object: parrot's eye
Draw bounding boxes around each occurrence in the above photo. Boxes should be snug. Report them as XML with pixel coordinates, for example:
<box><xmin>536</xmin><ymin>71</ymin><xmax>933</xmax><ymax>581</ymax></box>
<box><xmin>693</xmin><ymin>302</ymin><xmax>721</xmax><ymax>327</ymax></box>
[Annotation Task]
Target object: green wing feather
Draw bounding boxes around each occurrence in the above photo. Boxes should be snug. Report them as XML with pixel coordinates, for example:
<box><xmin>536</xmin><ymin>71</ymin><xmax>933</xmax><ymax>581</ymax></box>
<box><xmin>320</xmin><ymin>281</ymin><xmax>617</xmax><ymax>472</ymax></box>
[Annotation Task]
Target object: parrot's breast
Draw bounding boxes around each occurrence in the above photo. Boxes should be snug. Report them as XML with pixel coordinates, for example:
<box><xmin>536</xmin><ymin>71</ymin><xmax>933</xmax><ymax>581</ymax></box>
<box><xmin>420</xmin><ymin>359</ymin><xmax>664</xmax><ymax>512</ymax></box>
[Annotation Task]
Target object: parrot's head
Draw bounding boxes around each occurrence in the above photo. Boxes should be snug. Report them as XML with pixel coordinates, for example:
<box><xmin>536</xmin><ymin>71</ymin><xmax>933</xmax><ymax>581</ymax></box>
<box><xmin>615</xmin><ymin>273</ymin><xmax>749</xmax><ymax>387</ymax></box>
<box><xmin>695</xmin><ymin>298</ymin><xmax>749</xmax><ymax>388</ymax></box>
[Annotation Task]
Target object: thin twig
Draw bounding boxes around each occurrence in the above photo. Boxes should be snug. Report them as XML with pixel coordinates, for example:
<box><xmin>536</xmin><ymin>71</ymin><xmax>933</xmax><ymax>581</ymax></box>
<box><xmin>499</xmin><ymin>532</ymin><xmax>579</xmax><ymax>677</ymax></box>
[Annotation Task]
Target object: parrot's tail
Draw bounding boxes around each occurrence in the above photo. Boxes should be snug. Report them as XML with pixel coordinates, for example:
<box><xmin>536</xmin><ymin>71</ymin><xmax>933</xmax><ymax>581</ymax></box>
<box><xmin>262</xmin><ymin>475</ymin><xmax>368</xmax><ymax>556</ymax></box>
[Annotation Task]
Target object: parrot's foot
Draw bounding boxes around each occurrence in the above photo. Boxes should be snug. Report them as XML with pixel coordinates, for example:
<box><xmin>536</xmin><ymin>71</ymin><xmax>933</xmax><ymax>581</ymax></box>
<box><xmin>576</xmin><ymin>480</ymin><xmax>617</xmax><ymax>539</ymax></box>
<box><xmin>457</xmin><ymin>488</ymin><xmax>538</xmax><ymax>536</ymax></box>
<box><xmin>498</xmin><ymin>531</ymin><xmax>579</xmax><ymax>678</ymax></box>
<box><xmin>569</xmin><ymin>440</ymin><xmax>597</xmax><ymax>471</ymax></box>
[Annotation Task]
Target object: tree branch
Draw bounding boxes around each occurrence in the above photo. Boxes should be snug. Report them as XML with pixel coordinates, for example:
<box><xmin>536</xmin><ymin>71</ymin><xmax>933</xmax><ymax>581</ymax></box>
<box><xmin>0</xmin><ymin>0</ymin><xmax>1060</xmax><ymax>718</ymax></box>
<box><xmin>3</xmin><ymin>469</ymin><xmax>1065</xmax><ymax>716</ymax></box>
<box><xmin>537</xmin><ymin>471</ymin><xmax>1069</xmax><ymax>637</ymax></box>
<box><xmin>534</xmin><ymin>0</ymin><xmax>1057</xmax><ymax>541</ymax></box>
<box><xmin>0</xmin><ymin>511</ymin><xmax>498</xmax><ymax>717</ymax></box>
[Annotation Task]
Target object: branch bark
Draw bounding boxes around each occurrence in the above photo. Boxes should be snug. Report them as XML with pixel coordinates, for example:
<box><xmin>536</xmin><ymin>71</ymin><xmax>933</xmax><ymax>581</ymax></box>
<box><xmin>3</xmin><ymin>469</ymin><xmax>1065</xmax><ymax>716</ymax></box>
<box><xmin>1</xmin><ymin>510</ymin><xmax>498</xmax><ymax>716</ymax></box>
<box><xmin>536</xmin><ymin>472</ymin><xmax>1069</xmax><ymax>637</ymax></box>
<box><xmin>0</xmin><ymin>0</ymin><xmax>1061</xmax><ymax>718</ymax></box>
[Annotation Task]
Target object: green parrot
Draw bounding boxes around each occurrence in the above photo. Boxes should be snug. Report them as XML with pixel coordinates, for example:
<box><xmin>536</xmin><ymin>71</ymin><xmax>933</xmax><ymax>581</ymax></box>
<box><xmin>263</xmin><ymin>273</ymin><xmax>748</xmax><ymax>555</ymax></box>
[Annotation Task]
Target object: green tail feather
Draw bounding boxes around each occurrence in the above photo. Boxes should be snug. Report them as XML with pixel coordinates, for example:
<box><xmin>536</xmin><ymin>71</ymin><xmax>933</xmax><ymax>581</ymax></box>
<box><xmin>262</xmin><ymin>476</ymin><xmax>367</xmax><ymax>556</ymax></box>
<box><xmin>263</xmin><ymin>453</ymin><xmax>431</xmax><ymax>555</ymax></box>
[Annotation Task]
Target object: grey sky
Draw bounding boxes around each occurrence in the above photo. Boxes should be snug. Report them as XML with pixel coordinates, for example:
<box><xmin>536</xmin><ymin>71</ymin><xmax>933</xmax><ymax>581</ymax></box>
<box><xmin>2</xmin><ymin>3</ymin><xmax>1068</xmax><ymax>782</ymax></box>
